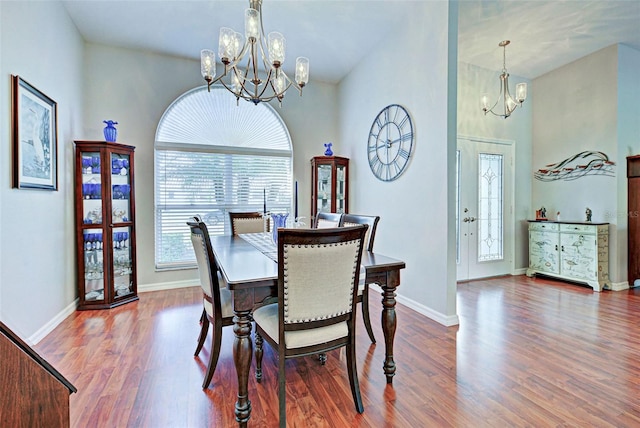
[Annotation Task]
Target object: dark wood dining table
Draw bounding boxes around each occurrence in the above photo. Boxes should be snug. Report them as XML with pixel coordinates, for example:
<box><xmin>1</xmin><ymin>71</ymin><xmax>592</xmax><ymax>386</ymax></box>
<box><xmin>210</xmin><ymin>233</ymin><xmax>406</xmax><ymax>427</ymax></box>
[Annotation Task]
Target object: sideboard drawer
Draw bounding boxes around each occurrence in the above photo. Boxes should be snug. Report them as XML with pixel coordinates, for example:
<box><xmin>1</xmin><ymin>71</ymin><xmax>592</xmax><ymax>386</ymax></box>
<box><xmin>560</xmin><ymin>224</ymin><xmax>596</xmax><ymax>234</ymax></box>
<box><xmin>529</xmin><ymin>222</ymin><xmax>559</xmax><ymax>232</ymax></box>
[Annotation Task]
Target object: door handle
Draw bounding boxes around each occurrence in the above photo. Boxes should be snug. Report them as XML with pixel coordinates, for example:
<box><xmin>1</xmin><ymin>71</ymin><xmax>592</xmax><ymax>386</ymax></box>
<box><xmin>469</xmin><ymin>217</ymin><xmax>476</xmax><ymax>222</ymax></box>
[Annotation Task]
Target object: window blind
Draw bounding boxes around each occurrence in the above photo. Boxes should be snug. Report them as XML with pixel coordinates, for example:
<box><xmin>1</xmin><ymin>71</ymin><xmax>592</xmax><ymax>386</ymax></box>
<box><xmin>154</xmin><ymin>85</ymin><xmax>293</xmax><ymax>270</ymax></box>
<box><xmin>155</xmin><ymin>149</ymin><xmax>291</xmax><ymax>269</ymax></box>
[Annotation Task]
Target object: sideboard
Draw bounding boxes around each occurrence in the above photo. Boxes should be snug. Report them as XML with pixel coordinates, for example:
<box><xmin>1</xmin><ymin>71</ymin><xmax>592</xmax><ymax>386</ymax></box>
<box><xmin>526</xmin><ymin>220</ymin><xmax>610</xmax><ymax>291</ymax></box>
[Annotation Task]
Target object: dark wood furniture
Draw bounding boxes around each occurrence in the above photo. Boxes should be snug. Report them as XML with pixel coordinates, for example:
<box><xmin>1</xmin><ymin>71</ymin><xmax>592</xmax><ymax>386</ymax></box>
<box><xmin>187</xmin><ymin>217</ymin><xmax>234</xmax><ymax>389</ymax></box>
<box><xmin>343</xmin><ymin>213</ymin><xmax>381</xmax><ymax>343</ymax></box>
<box><xmin>310</xmin><ymin>156</ymin><xmax>349</xmax><ymax>225</ymax></box>
<box><xmin>253</xmin><ymin>226</ymin><xmax>369</xmax><ymax>426</ymax></box>
<box><xmin>0</xmin><ymin>322</ymin><xmax>76</xmax><ymax>427</ymax></box>
<box><xmin>74</xmin><ymin>141</ymin><xmax>138</xmax><ymax>310</ymax></box>
<box><xmin>228</xmin><ymin>211</ymin><xmax>267</xmax><ymax>235</ymax></box>
<box><xmin>628</xmin><ymin>155</ymin><xmax>640</xmax><ymax>286</ymax></box>
<box><xmin>313</xmin><ymin>211</ymin><xmax>343</xmax><ymax>228</ymax></box>
<box><xmin>210</xmin><ymin>233</ymin><xmax>405</xmax><ymax>427</ymax></box>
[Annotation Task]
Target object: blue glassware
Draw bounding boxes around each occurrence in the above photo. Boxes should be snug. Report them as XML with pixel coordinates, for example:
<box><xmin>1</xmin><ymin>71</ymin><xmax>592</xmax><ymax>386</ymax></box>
<box><xmin>324</xmin><ymin>142</ymin><xmax>333</xmax><ymax>156</ymax></box>
<box><xmin>92</xmin><ymin>156</ymin><xmax>100</xmax><ymax>174</ymax></box>
<box><xmin>83</xmin><ymin>183</ymin><xmax>91</xmax><ymax>199</ymax></box>
<box><xmin>271</xmin><ymin>213</ymin><xmax>289</xmax><ymax>244</ymax></box>
<box><xmin>82</xmin><ymin>157</ymin><xmax>92</xmax><ymax>173</ymax></box>
<box><xmin>103</xmin><ymin>120</ymin><xmax>118</xmax><ymax>142</ymax></box>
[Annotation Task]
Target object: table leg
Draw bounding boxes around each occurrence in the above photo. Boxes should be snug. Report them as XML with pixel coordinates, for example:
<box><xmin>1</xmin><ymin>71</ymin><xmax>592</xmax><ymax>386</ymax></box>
<box><xmin>233</xmin><ymin>309</ymin><xmax>253</xmax><ymax>426</ymax></box>
<box><xmin>381</xmin><ymin>270</ymin><xmax>400</xmax><ymax>384</ymax></box>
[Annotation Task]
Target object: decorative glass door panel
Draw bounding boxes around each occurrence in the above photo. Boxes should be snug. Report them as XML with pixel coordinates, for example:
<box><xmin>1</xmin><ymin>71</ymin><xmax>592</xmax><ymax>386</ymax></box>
<box><xmin>317</xmin><ymin>164</ymin><xmax>332</xmax><ymax>212</ymax></box>
<box><xmin>336</xmin><ymin>165</ymin><xmax>347</xmax><ymax>213</ymax></box>
<box><xmin>81</xmin><ymin>151</ymin><xmax>103</xmax><ymax>225</ymax></box>
<box><xmin>113</xmin><ymin>226</ymin><xmax>134</xmax><ymax>298</ymax></box>
<box><xmin>477</xmin><ymin>153</ymin><xmax>504</xmax><ymax>262</ymax></box>
<box><xmin>83</xmin><ymin>227</ymin><xmax>105</xmax><ymax>301</ymax></box>
<box><xmin>111</xmin><ymin>153</ymin><xmax>131</xmax><ymax>223</ymax></box>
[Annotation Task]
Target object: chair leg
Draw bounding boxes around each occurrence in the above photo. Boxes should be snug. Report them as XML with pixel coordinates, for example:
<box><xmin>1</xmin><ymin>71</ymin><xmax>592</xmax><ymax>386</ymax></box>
<box><xmin>318</xmin><ymin>353</ymin><xmax>327</xmax><ymax>365</ymax></box>
<box><xmin>279</xmin><ymin>349</ymin><xmax>287</xmax><ymax>428</ymax></box>
<box><xmin>346</xmin><ymin>339</ymin><xmax>364</xmax><ymax>414</ymax></box>
<box><xmin>361</xmin><ymin>284</ymin><xmax>376</xmax><ymax>343</ymax></box>
<box><xmin>195</xmin><ymin>309</ymin><xmax>209</xmax><ymax>356</ymax></box>
<box><xmin>255</xmin><ymin>332</ymin><xmax>263</xmax><ymax>382</ymax></box>
<box><xmin>202</xmin><ymin>322</ymin><xmax>223</xmax><ymax>389</ymax></box>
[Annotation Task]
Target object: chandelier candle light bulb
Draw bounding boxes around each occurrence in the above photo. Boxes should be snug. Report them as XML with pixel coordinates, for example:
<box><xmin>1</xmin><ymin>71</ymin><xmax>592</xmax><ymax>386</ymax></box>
<box><xmin>201</xmin><ymin>0</ymin><xmax>309</xmax><ymax>105</ymax></box>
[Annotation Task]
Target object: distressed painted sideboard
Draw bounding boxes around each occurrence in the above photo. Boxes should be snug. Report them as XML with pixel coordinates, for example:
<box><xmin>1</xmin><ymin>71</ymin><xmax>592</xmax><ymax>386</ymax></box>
<box><xmin>526</xmin><ymin>221</ymin><xmax>610</xmax><ymax>291</ymax></box>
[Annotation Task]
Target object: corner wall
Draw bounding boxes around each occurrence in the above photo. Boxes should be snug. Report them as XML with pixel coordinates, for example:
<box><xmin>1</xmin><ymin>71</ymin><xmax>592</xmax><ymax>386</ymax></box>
<box><xmin>0</xmin><ymin>1</ymin><xmax>84</xmax><ymax>340</ymax></box>
<box><xmin>338</xmin><ymin>1</ymin><xmax>458</xmax><ymax>325</ymax></box>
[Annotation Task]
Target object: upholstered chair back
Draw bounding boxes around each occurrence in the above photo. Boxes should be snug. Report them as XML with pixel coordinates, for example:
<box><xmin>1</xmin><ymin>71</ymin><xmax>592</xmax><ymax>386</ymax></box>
<box><xmin>314</xmin><ymin>212</ymin><xmax>344</xmax><ymax>229</ymax></box>
<box><xmin>229</xmin><ymin>211</ymin><xmax>267</xmax><ymax>235</ymax></box>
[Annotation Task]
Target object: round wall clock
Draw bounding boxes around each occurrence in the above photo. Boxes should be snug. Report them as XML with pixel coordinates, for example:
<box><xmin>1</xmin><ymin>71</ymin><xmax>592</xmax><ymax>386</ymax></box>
<box><xmin>367</xmin><ymin>104</ymin><xmax>414</xmax><ymax>182</ymax></box>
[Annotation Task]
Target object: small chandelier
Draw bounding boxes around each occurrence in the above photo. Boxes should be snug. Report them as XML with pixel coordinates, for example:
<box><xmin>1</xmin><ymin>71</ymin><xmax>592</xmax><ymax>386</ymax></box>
<box><xmin>481</xmin><ymin>40</ymin><xmax>527</xmax><ymax>118</ymax></box>
<box><xmin>200</xmin><ymin>0</ymin><xmax>309</xmax><ymax>106</ymax></box>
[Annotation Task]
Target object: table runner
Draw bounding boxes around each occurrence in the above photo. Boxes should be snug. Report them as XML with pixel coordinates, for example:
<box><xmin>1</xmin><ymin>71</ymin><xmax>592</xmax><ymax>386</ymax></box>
<box><xmin>239</xmin><ymin>233</ymin><xmax>277</xmax><ymax>262</ymax></box>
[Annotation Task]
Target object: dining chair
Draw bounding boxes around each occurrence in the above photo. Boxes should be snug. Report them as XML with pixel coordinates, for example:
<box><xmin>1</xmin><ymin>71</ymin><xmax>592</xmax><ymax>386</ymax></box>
<box><xmin>229</xmin><ymin>211</ymin><xmax>267</xmax><ymax>235</ymax></box>
<box><xmin>313</xmin><ymin>211</ymin><xmax>343</xmax><ymax>228</ymax></box>
<box><xmin>253</xmin><ymin>225</ymin><xmax>369</xmax><ymax>427</ymax></box>
<box><xmin>342</xmin><ymin>213</ymin><xmax>381</xmax><ymax>344</ymax></box>
<box><xmin>187</xmin><ymin>217</ymin><xmax>234</xmax><ymax>389</ymax></box>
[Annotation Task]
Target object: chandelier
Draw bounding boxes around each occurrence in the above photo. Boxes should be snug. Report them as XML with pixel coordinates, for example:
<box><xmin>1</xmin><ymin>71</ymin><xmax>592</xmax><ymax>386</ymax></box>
<box><xmin>481</xmin><ymin>40</ymin><xmax>527</xmax><ymax>118</ymax></box>
<box><xmin>200</xmin><ymin>0</ymin><xmax>309</xmax><ymax>106</ymax></box>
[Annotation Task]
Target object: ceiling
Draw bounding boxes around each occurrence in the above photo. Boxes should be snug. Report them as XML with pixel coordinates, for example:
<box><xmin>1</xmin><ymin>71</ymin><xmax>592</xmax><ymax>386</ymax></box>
<box><xmin>61</xmin><ymin>0</ymin><xmax>640</xmax><ymax>83</ymax></box>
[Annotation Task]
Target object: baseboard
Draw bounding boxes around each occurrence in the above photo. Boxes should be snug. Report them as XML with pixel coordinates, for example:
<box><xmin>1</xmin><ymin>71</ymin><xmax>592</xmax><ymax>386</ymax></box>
<box><xmin>138</xmin><ymin>279</ymin><xmax>199</xmax><ymax>293</ymax></box>
<box><xmin>369</xmin><ymin>284</ymin><xmax>460</xmax><ymax>327</ymax></box>
<box><xmin>30</xmin><ymin>298</ymin><xmax>79</xmax><ymax>345</ymax></box>
<box><xmin>513</xmin><ymin>267</ymin><xmax>527</xmax><ymax>275</ymax></box>
<box><xmin>609</xmin><ymin>280</ymin><xmax>629</xmax><ymax>291</ymax></box>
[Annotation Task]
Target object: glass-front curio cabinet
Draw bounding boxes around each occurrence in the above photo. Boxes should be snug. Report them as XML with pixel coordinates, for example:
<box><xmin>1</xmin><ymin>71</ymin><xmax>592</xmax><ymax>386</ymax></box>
<box><xmin>311</xmin><ymin>156</ymin><xmax>349</xmax><ymax>225</ymax></box>
<box><xmin>74</xmin><ymin>141</ymin><xmax>138</xmax><ymax>310</ymax></box>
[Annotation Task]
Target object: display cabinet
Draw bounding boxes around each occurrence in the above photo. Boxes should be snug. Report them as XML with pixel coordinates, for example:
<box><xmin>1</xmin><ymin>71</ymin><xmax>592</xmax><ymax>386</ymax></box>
<box><xmin>628</xmin><ymin>155</ymin><xmax>640</xmax><ymax>286</ymax></box>
<box><xmin>311</xmin><ymin>156</ymin><xmax>349</xmax><ymax>225</ymax></box>
<box><xmin>74</xmin><ymin>140</ymin><xmax>138</xmax><ymax>310</ymax></box>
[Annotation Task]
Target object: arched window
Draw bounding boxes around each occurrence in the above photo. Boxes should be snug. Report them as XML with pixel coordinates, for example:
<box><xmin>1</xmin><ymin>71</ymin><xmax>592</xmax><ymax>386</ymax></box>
<box><xmin>155</xmin><ymin>86</ymin><xmax>293</xmax><ymax>269</ymax></box>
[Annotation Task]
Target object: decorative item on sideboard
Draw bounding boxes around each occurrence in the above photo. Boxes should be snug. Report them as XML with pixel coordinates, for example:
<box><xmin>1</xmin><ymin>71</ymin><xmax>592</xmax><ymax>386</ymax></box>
<box><xmin>103</xmin><ymin>120</ymin><xmax>118</xmax><ymax>142</ymax></box>
<box><xmin>586</xmin><ymin>207</ymin><xmax>593</xmax><ymax>222</ymax></box>
<box><xmin>535</xmin><ymin>206</ymin><xmax>547</xmax><ymax>221</ymax></box>
<box><xmin>324</xmin><ymin>142</ymin><xmax>333</xmax><ymax>156</ymax></box>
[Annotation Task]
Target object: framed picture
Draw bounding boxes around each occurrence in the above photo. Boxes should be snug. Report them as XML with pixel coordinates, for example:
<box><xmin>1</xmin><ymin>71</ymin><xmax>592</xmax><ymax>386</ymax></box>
<box><xmin>11</xmin><ymin>75</ymin><xmax>58</xmax><ymax>190</ymax></box>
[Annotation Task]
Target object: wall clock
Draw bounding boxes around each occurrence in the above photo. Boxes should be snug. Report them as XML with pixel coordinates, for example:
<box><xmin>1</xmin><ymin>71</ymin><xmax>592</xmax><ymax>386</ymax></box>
<box><xmin>367</xmin><ymin>104</ymin><xmax>414</xmax><ymax>182</ymax></box>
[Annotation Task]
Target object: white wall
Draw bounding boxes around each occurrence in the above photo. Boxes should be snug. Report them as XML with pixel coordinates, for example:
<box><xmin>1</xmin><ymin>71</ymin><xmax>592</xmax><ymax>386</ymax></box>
<box><xmin>532</xmin><ymin>45</ymin><xmax>622</xmax><ymax>284</ymax></box>
<box><xmin>83</xmin><ymin>44</ymin><xmax>339</xmax><ymax>289</ymax></box>
<box><xmin>338</xmin><ymin>1</ymin><xmax>459</xmax><ymax>325</ymax></box>
<box><xmin>0</xmin><ymin>1</ymin><xmax>84</xmax><ymax>340</ymax></box>
<box><xmin>457</xmin><ymin>62</ymin><xmax>533</xmax><ymax>271</ymax></box>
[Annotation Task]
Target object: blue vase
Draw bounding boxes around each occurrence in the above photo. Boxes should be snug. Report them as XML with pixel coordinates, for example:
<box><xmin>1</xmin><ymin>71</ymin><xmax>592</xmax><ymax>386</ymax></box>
<box><xmin>271</xmin><ymin>213</ymin><xmax>289</xmax><ymax>244</ymax></box>
<box><xmin>324</xmin><ymin>142</ymin><xmax>333</xmax><ymax>156</ymax></box>
<box><xmin>103</xmin><ymin>120</ymin><xmax>118</xmax><ymax>142</ymax></box>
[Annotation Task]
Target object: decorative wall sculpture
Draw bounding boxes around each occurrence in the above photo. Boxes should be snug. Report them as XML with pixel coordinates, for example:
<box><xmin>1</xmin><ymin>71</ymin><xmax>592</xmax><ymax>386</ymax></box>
<box><xmin>534</xmin><ymin>151</ymin><xmax>615</xmax><ymax>181</ymax></box>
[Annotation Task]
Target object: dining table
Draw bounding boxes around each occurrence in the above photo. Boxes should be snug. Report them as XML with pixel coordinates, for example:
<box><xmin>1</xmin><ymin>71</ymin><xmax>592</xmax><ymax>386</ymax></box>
<box><xmin>210</xmin><ymin>232</ymin><xmax>406</xmax><ymax>427</ymax></box>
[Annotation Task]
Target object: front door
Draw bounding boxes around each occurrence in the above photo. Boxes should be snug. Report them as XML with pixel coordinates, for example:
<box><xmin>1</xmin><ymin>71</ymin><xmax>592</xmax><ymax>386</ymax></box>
<box><xmin>457</xmin><ymin>137</ymin><xmax>514</xmax><ymax>281</ymax></box>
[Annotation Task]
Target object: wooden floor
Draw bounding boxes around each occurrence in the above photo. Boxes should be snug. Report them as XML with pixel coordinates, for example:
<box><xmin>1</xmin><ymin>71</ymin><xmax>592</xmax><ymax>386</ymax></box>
<box><xmin>37</xmin><ymin>275</ymin><xmax>640</xmax><ymax>427</ymax></box>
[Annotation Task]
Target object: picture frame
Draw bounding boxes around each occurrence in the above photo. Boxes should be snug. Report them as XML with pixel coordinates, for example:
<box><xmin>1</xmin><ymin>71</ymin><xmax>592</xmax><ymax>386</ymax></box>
<box><xmin>11</xmin><ymin>75</ymin><xmax>58</xmax><ymax>190</ymax></box>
